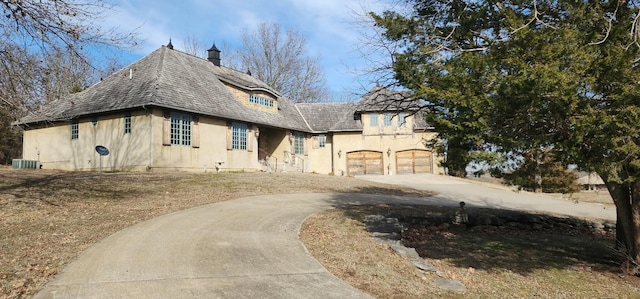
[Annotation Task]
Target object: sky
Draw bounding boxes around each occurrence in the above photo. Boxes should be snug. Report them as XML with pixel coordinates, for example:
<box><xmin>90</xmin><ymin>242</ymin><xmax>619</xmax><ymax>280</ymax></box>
<box><xmin>104</xmin><ymin>0</ymin><xmax>393</xmax><ymax>101</ymax></box>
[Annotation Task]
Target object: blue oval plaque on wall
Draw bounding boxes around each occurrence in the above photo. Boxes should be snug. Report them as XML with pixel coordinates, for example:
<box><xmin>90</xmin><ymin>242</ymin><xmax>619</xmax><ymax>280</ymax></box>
<box><xmin>95</xmin><ymin>145</ymin><xmax>110</xmax><ymax>156</ymax></box>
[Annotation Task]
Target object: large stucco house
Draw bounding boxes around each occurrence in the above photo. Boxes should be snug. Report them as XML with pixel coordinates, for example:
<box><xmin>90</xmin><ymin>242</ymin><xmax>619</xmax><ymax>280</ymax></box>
<box><xmin>15</xmin><ymin>43</ymin><xmax>443</xmax><ymax>176</ymax></box>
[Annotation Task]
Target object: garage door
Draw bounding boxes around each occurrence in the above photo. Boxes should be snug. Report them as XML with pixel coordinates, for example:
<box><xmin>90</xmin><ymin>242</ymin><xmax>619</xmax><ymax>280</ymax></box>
<box><xmin>347</xmin><ymin>151</ymin><xmax>383</xmax><ymax>176</ymax></box>
<box><xmin>396</xmin><ymin>150</ymin><xmax>432</xmax><ymax>174</ymax></box>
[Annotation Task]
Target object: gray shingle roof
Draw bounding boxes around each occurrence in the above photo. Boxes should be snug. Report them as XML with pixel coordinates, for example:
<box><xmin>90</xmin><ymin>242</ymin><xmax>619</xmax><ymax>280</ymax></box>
<box><xmin>355</xmin><ymin>87</ymin><xmax>431</xmax><ymax>130</ymax></box>
<box><xmin>16</xmin><ymin>47</ymin><xmax>431</xmax><ymax>133</ymax></box>
<box><xmin>298</xmin><ymin>88</ymin><xmax>431</xmax><ymax>132</ymax></box>
<box><xmin>214</xmin><ymin>66</ymin><xmax>280</xmax><ymax>96</ymax></box>
<box><xmin>17</xmin><ymin>46</ymin><xmax>309</xmax><ymax>131</ymax></box>
<box><xmin>295</xmin><ymin>103</ymin><xmax>358</xmax><ymax>132</ymax></box>
<box><xmin>356</xmin><ymin>87</ymin><xmax>427</xmax><ymax>112</ymax></box>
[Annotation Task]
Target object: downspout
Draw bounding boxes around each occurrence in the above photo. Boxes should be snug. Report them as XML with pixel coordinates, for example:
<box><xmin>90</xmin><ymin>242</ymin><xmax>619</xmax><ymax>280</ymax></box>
<box><xmin>149</xmin><ymin>109</ymin><xmax>153</xmax><ymax>170</ymax></box>
<box><xmin>330</xmin><ymin>132</ymin><xmax>335</xmax><ymax>175</ymax></box>
<box><xmin>143</xmin><ymin>106</ymin><xmax>153</xmax><ymax>170</ymax></box>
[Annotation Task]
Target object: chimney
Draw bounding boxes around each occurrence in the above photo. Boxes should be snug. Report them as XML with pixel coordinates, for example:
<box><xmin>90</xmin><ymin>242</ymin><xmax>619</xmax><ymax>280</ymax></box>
<box><xmin>207</xmin><ymin>43</ymin><xmax>221</xmax><ymax>66</ymax></box>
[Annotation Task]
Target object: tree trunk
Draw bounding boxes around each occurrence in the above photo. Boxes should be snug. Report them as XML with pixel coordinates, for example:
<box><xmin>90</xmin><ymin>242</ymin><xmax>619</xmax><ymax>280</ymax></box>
<box><xmin>603</xmin><ymin>176</ymin><xmax>640</xmax><ymax>274</ymax></box>
<box><xmin>631</xmin><ymin>180</ymin><xmax>640</xmax><ymax>273</ymax></box>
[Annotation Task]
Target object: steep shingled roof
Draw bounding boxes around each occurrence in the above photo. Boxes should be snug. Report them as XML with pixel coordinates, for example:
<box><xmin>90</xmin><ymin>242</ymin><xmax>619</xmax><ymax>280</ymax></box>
<box><xmin>295</xmin><ymin>102</ymin><xmax>358</xmax><ymax>132</ymax></box>
<box><xmin>298</xmin><ymin>87</ymin><xmax>432</xmax><ymax>132</ymax></box>
<box><xmin>356</xmin><ymin>87</ymin><xmax>427</xmax><ymax>112</ymax></box>
<box><xmin>355</xmin><ymin>87</ymin><xmax>431</xmax><ymax>130</ymax></box>
<box><xmin>17</xmin><ymin>46</ymin><xmax>309</xmax><ymax>132</ymax></box>
<box><xmin>296</xmin><ymin>89</ymin><xmax>430</xmax><ymax>132</ymax></box>
<box><xmin>16</xmin><ymin>47</ymin><xmax>432</xmax><ymax>134</ymax></box>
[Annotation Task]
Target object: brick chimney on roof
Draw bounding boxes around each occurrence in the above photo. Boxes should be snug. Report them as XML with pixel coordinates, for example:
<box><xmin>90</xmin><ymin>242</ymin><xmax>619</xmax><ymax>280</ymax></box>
<box><xmin>207</xmin><ymin>43</ymin><xmax>221</xmax><ymax>66</ymax></box>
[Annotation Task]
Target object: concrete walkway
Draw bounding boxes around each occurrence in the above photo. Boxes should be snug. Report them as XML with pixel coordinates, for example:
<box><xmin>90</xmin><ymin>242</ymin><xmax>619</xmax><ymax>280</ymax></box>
<box><xmin>34</xmin><ymin>174</ymin><xmax>616</xmax><ymax>298</ymax></box>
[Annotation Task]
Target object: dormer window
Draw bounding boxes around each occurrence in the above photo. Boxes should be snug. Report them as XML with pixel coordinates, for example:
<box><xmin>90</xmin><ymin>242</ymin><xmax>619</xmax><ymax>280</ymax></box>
<box><xmin>249</xmin><ymin>94</ymin><xmax>274</xmax><ymax>107</ymax></box>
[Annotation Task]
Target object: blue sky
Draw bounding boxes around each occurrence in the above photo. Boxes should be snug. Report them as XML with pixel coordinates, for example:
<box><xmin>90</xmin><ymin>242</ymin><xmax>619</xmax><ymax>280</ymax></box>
<box><xmin>105</xmin><ymin>0</ymin><xmax>392</xmax><ymax>101</ymax></box>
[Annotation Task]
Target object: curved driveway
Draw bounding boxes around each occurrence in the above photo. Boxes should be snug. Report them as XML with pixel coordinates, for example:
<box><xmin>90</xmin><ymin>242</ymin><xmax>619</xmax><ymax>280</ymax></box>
<box><xmin>358</xmin><ymin>174</ymin><xmax>615</xmax><ymax>221</ymax></box>
<box><xmin>34</xmin><ymin>174</ymin><xmax>615</xmax><ymax>298</ymax></box>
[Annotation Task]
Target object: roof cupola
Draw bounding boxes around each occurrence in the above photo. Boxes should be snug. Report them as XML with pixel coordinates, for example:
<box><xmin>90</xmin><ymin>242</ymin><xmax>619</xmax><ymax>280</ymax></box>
<box><xmin>207</xmin><ymin>43</ymin><xmax>221</xmax><ymax>66</ymax></box>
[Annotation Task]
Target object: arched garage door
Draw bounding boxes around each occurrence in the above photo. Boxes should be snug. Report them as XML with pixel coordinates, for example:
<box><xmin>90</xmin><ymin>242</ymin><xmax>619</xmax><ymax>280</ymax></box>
<box><xmin>396</xmin><ymin>150</ymin><xmax>432</xmax><ymax>174</ymax></box>
<box><xmin>347</xmin><ymin>151</ymin><xmax>383</xmax><ymax>176</ymax></box>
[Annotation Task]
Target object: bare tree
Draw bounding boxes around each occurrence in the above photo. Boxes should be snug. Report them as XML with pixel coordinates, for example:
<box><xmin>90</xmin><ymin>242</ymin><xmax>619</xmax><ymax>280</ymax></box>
<box><xmin>1</xmin><ymin>0</ymin><xmax>137</xmax><ymax>59</ymax></box>
<box><xmin>1</xmin><ymin>0</ymin><xmax>138</xmax><ymax>108</ymax></box>
<box><xmin>182</xmin><ymin>35</ymin><xmax>207</xmax><ymax>58</ymax></box>
<box><xmin>0</xmin><ymin>0</ymin><xmax>138</xmax><ymax>163</ymax></box>
<box><xmin>347</xmin><ymin>1</ymin><xmax>409</xmax><ymax>92</ymax></box>
<box><xmin>231</xmin><ymin>22</ymin><xmax>330</xmax><ymax>103</ymax></box>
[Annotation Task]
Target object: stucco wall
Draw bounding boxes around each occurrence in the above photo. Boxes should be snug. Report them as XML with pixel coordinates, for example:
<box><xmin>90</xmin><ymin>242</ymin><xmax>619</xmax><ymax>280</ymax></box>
<box><xmin>21</xmin><ymin>108</ymin><xmax>443</xmax><ymax>175</ymax></box>
<box><xmin>22</xmin><ymin>108</ymin><xmax>264</xmax><ymax>172</ymax></box>
<box><xmin>22</xmin><ymin>111</ymin><xmax>150</xmax><ymax>171</ymax></box>
<box><xmin>362</xmin><ymin>112</ymin><xmax>415</xmax><ymax>136</ymax></box>
<box><xmin>306</xmin><ymin>134</ymin><xmax>333</xmax><ymax>174</ymax></box>
<box><xmin>331</xmin><ymin>130</ymin><xmax>443</xmax><ymax>176</ymax></box>
<box><xmin>151</xmin><ymin>109</ymin><xmax>260</xmax><ymax>172</ymax></box>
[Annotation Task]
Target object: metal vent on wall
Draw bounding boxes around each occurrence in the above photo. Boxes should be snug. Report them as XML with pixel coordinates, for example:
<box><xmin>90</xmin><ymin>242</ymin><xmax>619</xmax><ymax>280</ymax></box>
<box><xmin>12</xmin><ymin>159</ymin><xmax>40</xmax><ymax>169</ymax></box>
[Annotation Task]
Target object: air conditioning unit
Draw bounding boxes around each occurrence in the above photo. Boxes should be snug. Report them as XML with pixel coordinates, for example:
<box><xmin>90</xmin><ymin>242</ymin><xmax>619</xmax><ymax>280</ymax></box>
<box><xmin>12</xmin><ymin>159</ymin><xmax>40</xmax><ymax>170</ymax></box>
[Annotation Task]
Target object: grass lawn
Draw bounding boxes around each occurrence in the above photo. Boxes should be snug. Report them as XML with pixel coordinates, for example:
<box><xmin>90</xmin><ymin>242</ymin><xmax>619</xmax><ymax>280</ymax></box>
<box><xmin>1</xmin><ymin>167</ymin><xmax>639</xmax><ymax>298</ymax></box>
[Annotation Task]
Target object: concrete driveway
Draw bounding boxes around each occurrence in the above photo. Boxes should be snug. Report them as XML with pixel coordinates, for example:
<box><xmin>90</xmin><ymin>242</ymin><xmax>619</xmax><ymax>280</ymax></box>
<box><xmin>357</xmin><ymin>173</ymin><xmax>616</xmax><ymax>221</ymax></box>
<box><xmin>34</xmin><ymin>174</ymin><xmax>615</xmax><ymax>298</ymax></box>
<box><xmin>34</xmin><ymin>193</ymin><xmax>436</xmax><ymax>299</ymax></box>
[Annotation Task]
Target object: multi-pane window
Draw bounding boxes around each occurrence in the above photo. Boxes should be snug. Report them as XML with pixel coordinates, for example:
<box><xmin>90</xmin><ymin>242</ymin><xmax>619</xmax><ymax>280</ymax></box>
<box><xmin>170</xmin><ymin>112</ymin><xmax>191</xmax><ymax>146</ymax></box>
<box><xmin>398</xmin><ymin>112</ymin><xmax>406</xmax><ymax>127</ymax></box>
<box><xmin>293</xmin><ymin>132</ymin><xmax>305</xmax><ymax>155</ymax></box>
<box><xmin>369</xmin><ymin>113</ymin><xmax>379</xmax><ymax>127</ymax></box>
<box><xmin>384</xmin><ymin>113</ymin><xmax>393</xmax><ymax>126</ymax></box>
<box><xmin>318</xmin><ymin>134</ymin><xmax>326</xmax><ymax>148</ymax></box>
<box><xmin>232</xmin><ymin>122</ymin><xmax>247</xmax><ymax>150</ymax></box>
<box><xmin>124</xmin><ymin>113</ymin><xmax>131</xmax><ymax>134</ymax></box>
<box><xmin>249</xmin><ymin>94</ymin><xmax>274</xmax><ymax>107</ymax></box>
<box><xmin>71</xmin><ymin>120</ymin><xmax>79</xmax><ymax>140</ymax></box>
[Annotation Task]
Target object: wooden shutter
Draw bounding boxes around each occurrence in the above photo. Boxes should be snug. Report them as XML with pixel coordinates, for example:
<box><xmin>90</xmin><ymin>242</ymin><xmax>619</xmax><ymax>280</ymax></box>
<box><xmin>162</xmin><ymin>112</ymin><xmax>171</xmax><ymax>146</ymax></box>
<box><xmin>303</xmin><ymin>134</ymin><xmax>308</xmax><ymax>155</ymax></box>
<box><xmin>247</xmin><ymin>126</ymin><xmax>254</xmax><ymax>152</ymax></box>
<box><xmin>192</xmin><ymin>116</ymin><xmax>200</xmax><ymax>148</ymax></box>
<box><xmin>226</xmin><ymin>122</ymin><xmax>233</xmax><ymax>150</ymax></box>
<box><xmin>312</xmin><ymin>136</ymin><xmax>319</xmax><ymax>149</ymax></box>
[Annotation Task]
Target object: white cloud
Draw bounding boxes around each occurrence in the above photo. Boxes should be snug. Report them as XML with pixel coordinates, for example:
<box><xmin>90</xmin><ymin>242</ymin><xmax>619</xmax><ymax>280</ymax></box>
<box><xmin>101</xmin><ymin>0</ymin><xmax>396</xmax><ymax>97</ymax></box>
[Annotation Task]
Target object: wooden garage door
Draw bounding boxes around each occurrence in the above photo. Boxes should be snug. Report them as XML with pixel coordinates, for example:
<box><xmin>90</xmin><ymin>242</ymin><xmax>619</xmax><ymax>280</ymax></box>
<box><xmin>396</xmin><ymin>150</ymin><xmax>432</xmax><ymax>174</ymax></box>
<box><xmin>347</xmin><ymin>151</ymin><xmax>383</xmax><ymax>176</ymax></box>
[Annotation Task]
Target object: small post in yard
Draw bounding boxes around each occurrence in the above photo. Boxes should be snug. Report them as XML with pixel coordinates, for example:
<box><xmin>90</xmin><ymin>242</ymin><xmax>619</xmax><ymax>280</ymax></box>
<box><xmin>95</xmin><ymin>145</ymin><xmax>110</xmax><ymax>174</ymax></box>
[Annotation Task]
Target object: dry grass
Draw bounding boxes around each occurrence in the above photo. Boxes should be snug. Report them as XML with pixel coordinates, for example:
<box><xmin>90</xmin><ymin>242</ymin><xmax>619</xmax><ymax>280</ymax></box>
<box><xmin>0</xmin><ymin>167</ymin><xmax>431</xmax><ymax>298</ymax></box>
<box><xmin>2</xmin><ymin>167</ymin><xmax>639</xmax><ymax>298</ymax></box>
<box><xmin>301</xmin><ymin>205</ymin><xmax>640</xmax><ymax>298</ymax></box>
<box><xmin>300</xmin><ymin>210</ymin><xmax>454</xmax><ymax>298</ymax></box>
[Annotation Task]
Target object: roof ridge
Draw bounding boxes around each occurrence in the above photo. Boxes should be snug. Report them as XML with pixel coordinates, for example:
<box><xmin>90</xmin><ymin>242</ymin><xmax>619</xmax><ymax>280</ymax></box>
<box><xmin>293</xmin><ymin>104</ymin><xmax>314</xmax><ymax>132</ymax></box>
<box><xmin>151</xmin><ymin>46</ymin><xmax>169</xmax><ymax>103</ymax></box>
